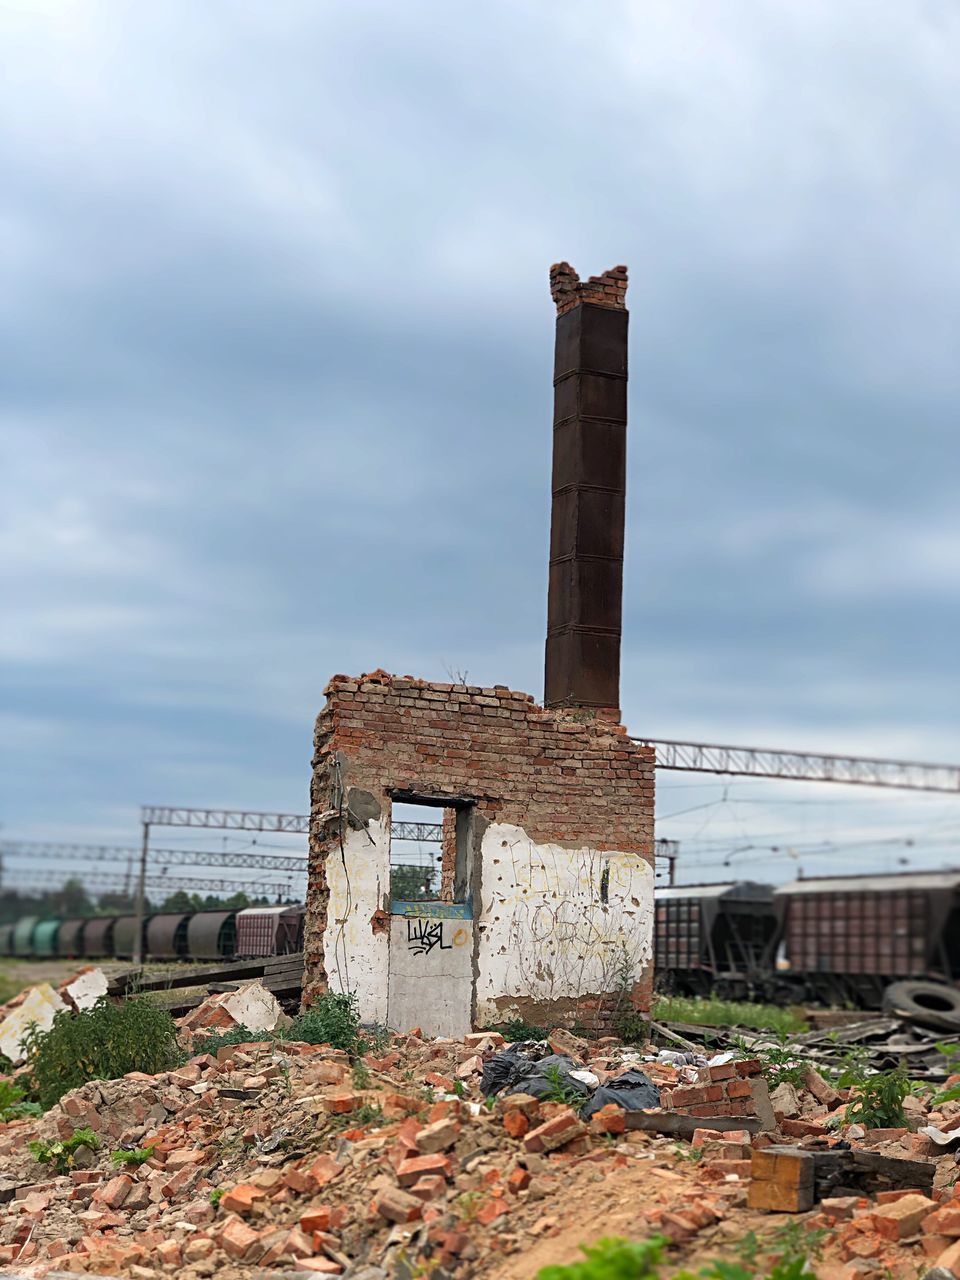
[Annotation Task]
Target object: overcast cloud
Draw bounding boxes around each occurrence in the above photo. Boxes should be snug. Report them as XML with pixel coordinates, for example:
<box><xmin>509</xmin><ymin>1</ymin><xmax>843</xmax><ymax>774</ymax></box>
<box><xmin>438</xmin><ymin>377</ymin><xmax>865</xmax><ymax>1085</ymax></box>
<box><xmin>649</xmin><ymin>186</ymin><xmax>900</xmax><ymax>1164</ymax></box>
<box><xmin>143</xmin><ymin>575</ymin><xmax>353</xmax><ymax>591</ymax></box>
<box><xmin>1</xmin><ymin>1</ymin><xmax>959</xmax><ymax>887</ymax></box>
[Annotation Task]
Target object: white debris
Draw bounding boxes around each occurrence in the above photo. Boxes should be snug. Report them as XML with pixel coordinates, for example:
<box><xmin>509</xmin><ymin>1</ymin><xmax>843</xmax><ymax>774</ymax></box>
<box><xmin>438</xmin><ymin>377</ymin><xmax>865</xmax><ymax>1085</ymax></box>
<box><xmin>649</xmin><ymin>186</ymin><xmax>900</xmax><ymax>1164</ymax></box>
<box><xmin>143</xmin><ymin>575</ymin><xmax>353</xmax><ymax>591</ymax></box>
<box><xmin>62</xmin><ymin>967</ymin><xmax>109</xmax><ymax>1012</ymax></box>
<box><xmin>0</xmin><ymin>983</ymin><xmax>67</xmax><ymax>1064</ymax></box>
<box><xmin>221</xmin><ymin>979</ymin><xmax>286</xmax><ymax>1032</ymax></box>
<box><xmin>569</xmin><ymin>1069</ymin><xmax>600</xmax><ymax>1089</ymax></box>
<box><xmin>919</xmin><ymin>1123</ymin><xmax>960</xmax><ymax>1147</ymax></box>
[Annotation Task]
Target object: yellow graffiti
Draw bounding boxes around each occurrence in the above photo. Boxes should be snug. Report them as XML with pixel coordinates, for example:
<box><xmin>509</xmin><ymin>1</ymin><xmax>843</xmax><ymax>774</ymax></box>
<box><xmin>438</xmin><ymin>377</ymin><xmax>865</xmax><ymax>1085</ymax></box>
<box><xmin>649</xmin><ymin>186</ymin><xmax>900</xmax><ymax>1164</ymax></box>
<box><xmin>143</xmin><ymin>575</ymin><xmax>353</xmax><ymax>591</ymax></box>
<box><xmin>451</xmin><ymin>927</ymin><xmax>469</xmax><ymax>947</ymax></box>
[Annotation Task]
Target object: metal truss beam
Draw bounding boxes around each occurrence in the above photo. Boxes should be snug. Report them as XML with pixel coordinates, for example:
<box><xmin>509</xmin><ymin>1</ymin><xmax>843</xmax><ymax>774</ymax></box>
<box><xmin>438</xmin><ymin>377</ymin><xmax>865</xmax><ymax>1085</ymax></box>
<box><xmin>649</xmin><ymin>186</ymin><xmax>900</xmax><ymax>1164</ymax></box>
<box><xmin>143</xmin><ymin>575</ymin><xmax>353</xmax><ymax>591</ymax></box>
<box><xmin>390</xmin><ymin>821</ymin><xmax>442</xmax><ymax>842</ymax></box>
<box><xmin>141</xmin><ymin>807</ymin><xmax>309</xmax><ymax>833</ymax></box>
<box><xmin>1</xmin><ymin>841</ymin><xmax>307</xmax><ymax>873</ymax></box>
<box><xmin>635</xmin><ymin>739</ymin><xmax>960</xmax><ymax>794</ymax></box>
<box><xmin>13</xmin><ymin>869</ymin><xmax>298</xmax><ymax>897</ymax></box>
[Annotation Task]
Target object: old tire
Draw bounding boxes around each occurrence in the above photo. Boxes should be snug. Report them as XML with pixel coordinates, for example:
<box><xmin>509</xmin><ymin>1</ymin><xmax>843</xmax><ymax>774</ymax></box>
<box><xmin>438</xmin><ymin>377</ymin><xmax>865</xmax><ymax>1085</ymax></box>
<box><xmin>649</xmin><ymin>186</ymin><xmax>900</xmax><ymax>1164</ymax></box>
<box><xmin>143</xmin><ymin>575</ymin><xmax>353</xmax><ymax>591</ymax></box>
<box><xmin>881</xmin><ymin>980</ymin><xmax>960</xmax><ymax>1032</ymax></box>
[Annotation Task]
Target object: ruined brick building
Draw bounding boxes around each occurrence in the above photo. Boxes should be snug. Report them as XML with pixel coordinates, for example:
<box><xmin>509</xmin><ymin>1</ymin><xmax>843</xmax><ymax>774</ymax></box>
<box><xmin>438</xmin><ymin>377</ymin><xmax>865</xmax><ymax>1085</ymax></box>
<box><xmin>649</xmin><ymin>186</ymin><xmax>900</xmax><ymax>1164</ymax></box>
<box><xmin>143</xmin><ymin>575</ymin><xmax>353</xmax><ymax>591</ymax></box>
<box><xmin>302</xmin><ymin>264</ymin><xmax>656</xmax><ymax>1036</ymax></box>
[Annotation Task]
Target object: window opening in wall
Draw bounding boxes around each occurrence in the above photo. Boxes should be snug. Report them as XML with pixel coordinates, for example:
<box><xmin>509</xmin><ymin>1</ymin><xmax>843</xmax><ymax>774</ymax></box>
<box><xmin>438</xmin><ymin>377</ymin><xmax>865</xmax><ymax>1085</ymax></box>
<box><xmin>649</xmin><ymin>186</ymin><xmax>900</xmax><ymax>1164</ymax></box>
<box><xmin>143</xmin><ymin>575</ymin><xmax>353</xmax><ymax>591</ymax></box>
<box><xmin>390</xmin><ymin>802</ymin><xmax>445</xmax><ymax>902</ymax></box>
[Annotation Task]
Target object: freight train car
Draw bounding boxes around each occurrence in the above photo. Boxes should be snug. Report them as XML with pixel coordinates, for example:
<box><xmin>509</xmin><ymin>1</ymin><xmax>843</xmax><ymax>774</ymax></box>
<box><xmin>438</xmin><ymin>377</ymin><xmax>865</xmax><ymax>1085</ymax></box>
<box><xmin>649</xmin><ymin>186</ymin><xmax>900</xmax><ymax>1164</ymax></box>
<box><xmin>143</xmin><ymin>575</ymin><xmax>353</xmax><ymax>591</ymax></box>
<box><xmin>771</xmin><ymin>870</ymin><xmax>960</xmax><ymax>1013</ymax></box>
<box><xmin>654</xmin><ymin>882</ymin><xmax>778</xmax><ymax>1000</ymax></box>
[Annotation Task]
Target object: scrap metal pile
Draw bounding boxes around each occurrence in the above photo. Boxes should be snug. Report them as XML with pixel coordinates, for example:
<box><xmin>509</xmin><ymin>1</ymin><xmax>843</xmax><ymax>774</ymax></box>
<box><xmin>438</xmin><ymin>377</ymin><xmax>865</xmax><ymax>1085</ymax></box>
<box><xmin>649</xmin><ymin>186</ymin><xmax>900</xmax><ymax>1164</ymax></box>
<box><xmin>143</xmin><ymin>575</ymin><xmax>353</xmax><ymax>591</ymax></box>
<box><xmin>2</xmin><ymin>979</ymin><xmax>960</xmax><ymax>1279</ymax></box>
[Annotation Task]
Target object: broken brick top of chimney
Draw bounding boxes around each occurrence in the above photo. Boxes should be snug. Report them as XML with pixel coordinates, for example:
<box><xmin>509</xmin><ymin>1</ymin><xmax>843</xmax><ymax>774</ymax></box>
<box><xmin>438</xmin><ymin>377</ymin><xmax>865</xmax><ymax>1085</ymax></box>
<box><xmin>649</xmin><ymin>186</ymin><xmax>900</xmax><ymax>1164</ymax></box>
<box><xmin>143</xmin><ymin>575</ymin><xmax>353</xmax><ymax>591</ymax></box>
<box><xmin>549</xmin><ymin>263</ymin><xmax>628</xmax><ymax>315</ymax></box>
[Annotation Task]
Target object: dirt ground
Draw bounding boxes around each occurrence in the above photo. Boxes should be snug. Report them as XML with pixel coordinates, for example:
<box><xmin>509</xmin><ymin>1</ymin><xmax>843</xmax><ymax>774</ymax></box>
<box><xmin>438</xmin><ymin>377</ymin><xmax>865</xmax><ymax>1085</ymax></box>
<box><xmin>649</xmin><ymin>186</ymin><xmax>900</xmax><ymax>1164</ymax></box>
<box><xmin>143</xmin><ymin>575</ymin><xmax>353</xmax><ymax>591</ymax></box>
<box><xmin>0</xmin><ymin>957</ymin><xmax>224</xmax><ymax>1004</ymax></box>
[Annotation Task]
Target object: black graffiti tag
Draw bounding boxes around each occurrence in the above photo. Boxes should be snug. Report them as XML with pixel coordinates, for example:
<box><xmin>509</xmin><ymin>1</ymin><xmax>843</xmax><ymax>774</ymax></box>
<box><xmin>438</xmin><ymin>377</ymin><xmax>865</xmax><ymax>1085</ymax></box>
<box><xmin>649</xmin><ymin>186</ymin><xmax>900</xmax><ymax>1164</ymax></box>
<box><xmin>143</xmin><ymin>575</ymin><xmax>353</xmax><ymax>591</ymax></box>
<box><xmin>406</xmin><ymin>918</ymin><xmax>451</xmax><ymax>957</ymax></box>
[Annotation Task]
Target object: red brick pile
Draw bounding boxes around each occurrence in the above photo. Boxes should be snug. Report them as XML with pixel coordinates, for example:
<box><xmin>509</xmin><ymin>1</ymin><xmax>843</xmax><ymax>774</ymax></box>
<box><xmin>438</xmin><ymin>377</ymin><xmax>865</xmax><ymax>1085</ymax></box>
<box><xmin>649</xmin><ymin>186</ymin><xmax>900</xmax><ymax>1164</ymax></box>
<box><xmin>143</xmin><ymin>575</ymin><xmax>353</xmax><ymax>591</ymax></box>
<box><xmin>2</xmin><ymin>1022</ymin><xmax>960</xmax><ymax>1279</ymax></box>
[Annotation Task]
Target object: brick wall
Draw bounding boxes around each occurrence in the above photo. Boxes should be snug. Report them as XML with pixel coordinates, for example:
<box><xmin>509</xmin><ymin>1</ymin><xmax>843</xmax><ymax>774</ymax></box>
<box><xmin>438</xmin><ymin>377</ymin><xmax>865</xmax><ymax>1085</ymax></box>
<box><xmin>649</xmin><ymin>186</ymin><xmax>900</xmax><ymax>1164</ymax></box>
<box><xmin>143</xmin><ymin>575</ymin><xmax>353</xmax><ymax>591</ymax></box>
<box><xmin>303</xmin><ymin>671</ymin><xmax>656</xmax><ymax>1030</ymax></box>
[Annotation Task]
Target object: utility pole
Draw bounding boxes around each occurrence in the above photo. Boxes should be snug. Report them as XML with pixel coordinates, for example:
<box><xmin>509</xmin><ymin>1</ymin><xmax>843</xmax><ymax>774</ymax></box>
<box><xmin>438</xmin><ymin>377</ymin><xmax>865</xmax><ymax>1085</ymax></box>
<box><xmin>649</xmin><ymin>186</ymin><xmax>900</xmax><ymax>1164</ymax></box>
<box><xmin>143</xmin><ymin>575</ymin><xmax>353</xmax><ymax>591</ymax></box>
<box><xmin>132</xmin><ymin>819</ymin><xmax>150</xmax><ymax>966</ymax></box>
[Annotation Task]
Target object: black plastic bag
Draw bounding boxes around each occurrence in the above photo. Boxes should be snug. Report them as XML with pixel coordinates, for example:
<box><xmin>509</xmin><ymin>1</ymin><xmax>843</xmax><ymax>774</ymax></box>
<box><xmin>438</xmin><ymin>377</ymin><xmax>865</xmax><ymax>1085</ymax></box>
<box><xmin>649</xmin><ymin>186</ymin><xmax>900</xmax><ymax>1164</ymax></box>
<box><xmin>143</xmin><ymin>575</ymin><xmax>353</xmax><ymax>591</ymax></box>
<box><xmin>509</xmin><ymin>1054</ymin><xmax>592</xmax><ymax>1101</ymax></box>
<box><xmin>580</xmin><ymin>1068</ymin><xmax>660</xmax><ymax>1119</ymax></box>
<box><xmin>480</xmin><ymin>1045</ymin><xmax>531</xmax><ymax>1097</ymax></box>
<box><xmin>480</xmin><ymin>1049</ymin><xmax>590</xmax><ymax>1101</ymax></box>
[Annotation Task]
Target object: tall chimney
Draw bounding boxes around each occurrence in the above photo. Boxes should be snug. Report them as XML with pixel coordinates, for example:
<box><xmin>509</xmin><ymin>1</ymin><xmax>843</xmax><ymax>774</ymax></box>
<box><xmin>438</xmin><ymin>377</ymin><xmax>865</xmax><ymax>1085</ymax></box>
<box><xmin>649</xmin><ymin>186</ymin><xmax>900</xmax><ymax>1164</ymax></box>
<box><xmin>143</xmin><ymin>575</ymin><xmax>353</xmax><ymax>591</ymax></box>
<box><xmin>545</xmin><ymin>263</ymin><xmax>628</xmax><ymax>717</ymax></box>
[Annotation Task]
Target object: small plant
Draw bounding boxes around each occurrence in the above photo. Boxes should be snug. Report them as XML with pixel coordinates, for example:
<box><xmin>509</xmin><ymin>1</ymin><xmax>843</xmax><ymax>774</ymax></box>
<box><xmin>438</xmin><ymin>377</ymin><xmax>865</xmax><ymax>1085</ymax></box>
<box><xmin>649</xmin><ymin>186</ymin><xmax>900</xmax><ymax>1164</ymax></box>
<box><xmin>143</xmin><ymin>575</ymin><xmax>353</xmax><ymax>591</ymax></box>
<box><xmin>537</xmin><ymin>1235</ymin><xmax>665</xmax><ymax>1280</ymax></box>
<box><xmin>832</xmin><ymin>1044</ymin><xmax>871</xmax><ymax>1089</ymax></box>
<box><xmin>735</xmin><ymin>1034</ymin><xmax>808</xmax><ymax>1090</ymax></box>
<box><xmin>192</xmin><ymin>1023</ymin><xmax>270</xmax><ymax>1057</ymax></box>
<box><xmin>29</xmin><ymin>1128</ymin><xmax>100</xmax><ymax>1174</ymax></box>
<box><xmin>541</xmin><ymin>1063</ymin><xmax>585</xmax><ymax>1109</ymax></box>
<box><xmin>932</xmin><ymin>1042</ymin><xmax>960</xmax><ymax>1105</ymax></box>
<box><xmin>285</xmin><ymin>992</ymin><xmax>362</xmax><ymax>1054</ymax></box>
<box><xmin>23</xmin><ymin>996</ymin><xmax>182</xmax><ymax>1109</ymax></box>
<box><xmin>359</xmin><ymin>1022</ymin><xmax>391</xmax><ymax>1055</ymax></box>
<box><xmin>353</xmin><ymin>1102</ymin><xmax>384</xmax><ymax>1127</ymax></box>
<box><xmin>672</xmin><ymin>1144</ymin><xmax>704</xmax><ymax>1163</ymax></box>
<box><xmin>487</xmin><ymin>1018</ymin><xmax>544</xmax><ymax>1043</ymax></box>
<box><xmin>0</xmin><ymin>1079</ymin><xmax>41</xmax><ymax>1122</ymax></box>
<box><xmin>209</xmin><ymin>1187</ymin><xmax>224</xmax><ymax>1207</ymax></box>
<box><xmin>351</xmin><ymin>1060</ymin><xmax>372</xmax><ymax>1090</ymax></box>
<box><xmin>614</xmin><ymin>1011</ymin><xmax>648</xmax><ymax>1044</ymax></box>
<box><xmin>452</xmin><ymin>1079</ymin><xmax>466</xmax><ymax>1098</ymax></box>
<box><xmin>845</xmin><ymin>1064</ymin><xmax>910</xmax><ymax>1129</ymax></box>
<box><xmin>111</xmin><ymin>1145</ymin><xmax>155</xmax><ymax>1167</ymax></box>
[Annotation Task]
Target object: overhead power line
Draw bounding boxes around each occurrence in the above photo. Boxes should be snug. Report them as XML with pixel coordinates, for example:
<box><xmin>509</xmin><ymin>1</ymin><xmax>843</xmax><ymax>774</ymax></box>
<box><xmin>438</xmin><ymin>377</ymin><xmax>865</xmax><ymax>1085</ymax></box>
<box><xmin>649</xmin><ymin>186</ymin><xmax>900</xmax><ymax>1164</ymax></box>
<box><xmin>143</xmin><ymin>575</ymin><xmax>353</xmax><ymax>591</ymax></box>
<box><xmin>635</xmin><ymin>739</ymin><xmax>960</xmax><ymax>794</ymax></box>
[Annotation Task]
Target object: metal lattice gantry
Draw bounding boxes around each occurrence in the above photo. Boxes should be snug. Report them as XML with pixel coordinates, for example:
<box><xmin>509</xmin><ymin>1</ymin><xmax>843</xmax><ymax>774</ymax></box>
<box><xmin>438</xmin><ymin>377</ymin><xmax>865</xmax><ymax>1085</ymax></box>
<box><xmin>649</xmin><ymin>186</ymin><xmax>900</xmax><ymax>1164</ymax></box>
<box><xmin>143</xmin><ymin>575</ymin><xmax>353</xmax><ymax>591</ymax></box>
<box><xmin>141</xmin><ymin>806</ymin><xmax>310</xmax><ymax>832</ymax></box>
<box><xmin>0</xmin><ymin>841</ymin><xmax>308</xmax><ymax>873</ymax></box>
<box><xmin>391</xmin><ymin>821</ymin><xmax>442</xmax><ymax>842</ymax></box>
<box><xmin>14</xmin><ymin>869</ymin><xmax>297</xmax><ymax>898</ymax></box>
<box><xmin>635</xmin><ymin>739</ymin><xmax>960</xmax><ymax>795</ymax></box>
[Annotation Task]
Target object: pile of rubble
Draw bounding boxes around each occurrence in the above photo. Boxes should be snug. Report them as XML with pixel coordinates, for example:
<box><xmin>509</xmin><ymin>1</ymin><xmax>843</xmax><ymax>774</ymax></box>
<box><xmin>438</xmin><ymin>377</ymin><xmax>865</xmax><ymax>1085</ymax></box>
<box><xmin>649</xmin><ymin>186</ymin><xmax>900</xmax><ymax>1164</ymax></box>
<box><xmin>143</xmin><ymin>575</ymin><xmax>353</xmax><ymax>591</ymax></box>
<box><xmin>3</xmin><ymin>986</ymin><xmax>960</xmax><ymax>1279</ymax></box>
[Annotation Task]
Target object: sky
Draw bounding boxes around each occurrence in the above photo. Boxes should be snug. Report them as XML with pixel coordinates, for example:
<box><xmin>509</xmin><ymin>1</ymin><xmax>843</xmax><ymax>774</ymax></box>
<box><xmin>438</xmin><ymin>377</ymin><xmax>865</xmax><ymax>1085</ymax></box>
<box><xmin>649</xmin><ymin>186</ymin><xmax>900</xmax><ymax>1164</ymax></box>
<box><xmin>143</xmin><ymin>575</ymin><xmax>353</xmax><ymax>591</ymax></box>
<box><xmin>1</xmin><ymin>0</ymin><xmax>959</xmax><ymax>894</ymax></box>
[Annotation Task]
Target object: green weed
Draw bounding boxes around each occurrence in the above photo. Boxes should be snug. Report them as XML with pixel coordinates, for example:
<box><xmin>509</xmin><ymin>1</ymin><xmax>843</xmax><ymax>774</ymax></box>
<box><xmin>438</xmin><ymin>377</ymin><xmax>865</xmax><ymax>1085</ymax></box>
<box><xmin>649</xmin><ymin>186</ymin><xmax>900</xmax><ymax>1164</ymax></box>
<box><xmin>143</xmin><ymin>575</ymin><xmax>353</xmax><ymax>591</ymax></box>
<box><xmin>286</xmin><ymin>992</ymin><xmax>362</xmax><ymax>1054</ymax></box>
<box><xmin>29</xmin><ymin>1128</ymin><xmax>100</xmax><ymax>1174</ymax></box>
<box><xmin>111</xmin><ymin>1145</ymin><xmax>155</xmax><ymax>1167</ymax></box>
<box><xmin>0</xmin><ymin>1079</ymin><xmax>42</xmax><ymax>1122</ymax></box>
<box><xmin>191</xmin><ymin>1023</ymin><xmax>271</xmax><ymax>1057</ymax></box>
<box><xmin>541</xmin><ymin>1063</ymin><xmax>585</xmax><ymax>1109</ymax></box>
<box><xmin>24</xmin><ymin>996</ymin><xmax>182</xmax><ymax>1109</ymax></box>
<box><xmin>352</xmin><ymin>1060</ymin><xmax>372</xmax><ymax>1090</ymax></box>
<box><xmin>652</xmin><ymin>996</ymin><xmax>807</xmax><ymax>1036</ymax></box>
<box><xmin>209</xmin><ymin>1187</ymin><xmax>224</xmax><ymax>1207</ymax></box>
<box><xmin>487</xmin><ymin>1018</ymin><xmax>545</xmax><ymax>1042</ymax></box>
<box><xmin>735</xmin><ymin>1034</ymin><xmax>809</xmax><ymax>1090</ymax></box>
<box><xmin>932</xmin><ymin>1042</ymin><xmax>960</xmax><ymax>1106</ymax></box>
<box><xmin>537</xmin><ymin>1236</ymin><xmax>665</xmax><ymax>1280</ymax></box>
<box><xmin>845</xmin><ymin>1064</ymin><xmax>910</xmax><ymax>1129</ymax></box>
<box><xmin>672</xmin><ymin>1145</ymin><xmax>704</xmax><ymax>1163</ymax></box>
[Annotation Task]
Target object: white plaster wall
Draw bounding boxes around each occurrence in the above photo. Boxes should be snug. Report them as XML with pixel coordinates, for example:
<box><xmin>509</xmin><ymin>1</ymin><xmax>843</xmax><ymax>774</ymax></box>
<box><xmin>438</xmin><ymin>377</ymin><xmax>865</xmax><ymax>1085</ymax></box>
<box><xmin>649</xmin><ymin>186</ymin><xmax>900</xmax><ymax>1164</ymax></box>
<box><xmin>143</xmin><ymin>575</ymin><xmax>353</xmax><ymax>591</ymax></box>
<box><xmin>387</xmin><ymin>916</ymin><xmax>473</xmax><ymax>1039</ymax></box>
<box><xmin>322</xmin><ymin>818</ymin><xmax>390</xmax><ymax>1024</ymax></box>
<box><xmin>474</xmin><ymin>821</ymin><xmax>654</xmax><ymax>1026</ymax></box>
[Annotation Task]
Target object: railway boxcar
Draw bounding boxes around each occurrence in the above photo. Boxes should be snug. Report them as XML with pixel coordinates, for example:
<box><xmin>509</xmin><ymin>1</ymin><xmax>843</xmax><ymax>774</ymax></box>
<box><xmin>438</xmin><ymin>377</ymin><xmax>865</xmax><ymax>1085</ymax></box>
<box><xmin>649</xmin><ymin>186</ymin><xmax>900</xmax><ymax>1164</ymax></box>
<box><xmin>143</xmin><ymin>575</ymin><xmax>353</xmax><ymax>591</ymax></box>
<box><xmin>0</xmin><ymin>923</ymin><xmax>14</xmax><ymax>956</ymax></box>
<box><xmin>145</xmin><ymin>912</ymin><xmax>192</xmax><ymax>961</ymax></box>
<box><xmin>32</xmin><ymin>919</ymin><xmax>61</xmax><ymax>958</ymax></box>
<box><xmin>186</xmin><ymin>910</ymin><xmax>237</xmax><ymax>961</ymax></box>
<box><xmin>112</xmin><ymin>915</ymin><xmax>148</xmax><ymax>961</ymax></box>
<box><xmin>772</xmin><ymin>870</ymin><xmax>960</xmax><ymax>1007</ymax></box>
<box><xmin>81</xmin><ymin>916</ymin><xmax>117</xmax><ymax>959</ymax></box>
<box><xmin>12</xmin><ymin>915</ymin><xmax>40</xmax><ymax>957</ymax></box>
<box><xmin>57</xmin><ymin>918</ymin><xmax>88</xmax><ymax>958</ymax></box>
<box><xmin>654</xmin><ymin>882</ymin><xmax>777</xmax><ymax>999</ymax></box>
<box><xmin>235</xmin><ymin>905</ymin><xmax>305</xmax><ymax>957</ymax></box>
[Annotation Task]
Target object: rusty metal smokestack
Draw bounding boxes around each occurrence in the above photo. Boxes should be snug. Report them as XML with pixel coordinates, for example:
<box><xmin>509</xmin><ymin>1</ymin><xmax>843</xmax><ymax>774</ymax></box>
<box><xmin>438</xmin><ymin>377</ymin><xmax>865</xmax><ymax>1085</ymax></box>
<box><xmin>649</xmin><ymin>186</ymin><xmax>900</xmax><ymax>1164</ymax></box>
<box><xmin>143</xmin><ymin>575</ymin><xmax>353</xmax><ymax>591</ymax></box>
<box><xmin>544</xmin><ymin>262</ymin><xmax>628</xmax><ymax>718</ymax></box>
